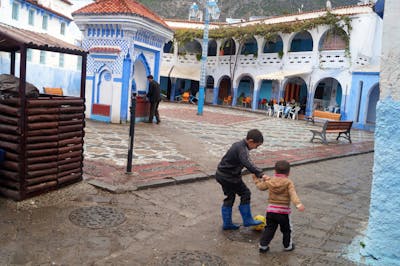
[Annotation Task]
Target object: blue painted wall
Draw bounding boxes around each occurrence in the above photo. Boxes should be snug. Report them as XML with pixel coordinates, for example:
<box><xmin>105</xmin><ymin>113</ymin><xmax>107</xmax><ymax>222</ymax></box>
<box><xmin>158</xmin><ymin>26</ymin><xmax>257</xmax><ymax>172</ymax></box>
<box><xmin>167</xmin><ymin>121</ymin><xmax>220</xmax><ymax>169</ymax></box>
<box><xmin>361</xmin><ymin>98</ymin><xmax>400</xmax><ymax>265</ymax></box>
<box><xmin>347</xmin><ymin>72</ymin><xmax>379</xmax><ymax>130</ymax></box>
<box><xmin>259</xmin><ymin>80</ymin><xmax>272</xmax><ymax>101</ymax></box>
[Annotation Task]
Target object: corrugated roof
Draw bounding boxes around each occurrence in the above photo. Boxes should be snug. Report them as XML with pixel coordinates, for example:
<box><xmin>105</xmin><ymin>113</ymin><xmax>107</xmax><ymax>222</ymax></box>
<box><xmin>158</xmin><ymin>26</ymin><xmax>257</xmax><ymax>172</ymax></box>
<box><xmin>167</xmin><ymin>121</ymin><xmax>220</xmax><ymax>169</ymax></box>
<box><xmin>72</xmin><ymin>0</ymin><xmax>169</xmax><ymax>28</ymax></box>
<box><xmin>0</xmin><ymin>22</ymin><xmax>85</xmax><ymax>55</ymax></box>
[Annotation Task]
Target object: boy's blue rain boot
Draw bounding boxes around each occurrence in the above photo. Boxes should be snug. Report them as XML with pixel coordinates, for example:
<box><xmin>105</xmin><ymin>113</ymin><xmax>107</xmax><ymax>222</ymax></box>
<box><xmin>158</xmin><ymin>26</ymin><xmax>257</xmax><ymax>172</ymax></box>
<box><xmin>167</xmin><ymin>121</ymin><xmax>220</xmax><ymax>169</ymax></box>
<box><xmin>239</xmin><ymin>204</ymin><xmax>263</xmax><ymax>227</ymax></box>
<box><xmin>221</xmin><ymin>206</ymin><xmax>240</xmax><ymax>230</ymax></box>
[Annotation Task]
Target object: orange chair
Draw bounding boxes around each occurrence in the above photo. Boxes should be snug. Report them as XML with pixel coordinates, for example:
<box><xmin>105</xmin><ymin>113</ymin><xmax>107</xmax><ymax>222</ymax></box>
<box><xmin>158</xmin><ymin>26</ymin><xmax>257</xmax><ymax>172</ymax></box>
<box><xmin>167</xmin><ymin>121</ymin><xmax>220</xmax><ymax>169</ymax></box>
<box><xmin>181</xmin><ymin>92</ymin><xmax>190</xmax><ymax>103</ymax></box>
<box><xmin>242</xmin><ymin>97</ymin><xmax>252</xmax><ymax>108</ymax></box>
<box><xmin>223</xmin><ymin>95</ymin><xmax>232</xmax><ymax>105</ymax></box>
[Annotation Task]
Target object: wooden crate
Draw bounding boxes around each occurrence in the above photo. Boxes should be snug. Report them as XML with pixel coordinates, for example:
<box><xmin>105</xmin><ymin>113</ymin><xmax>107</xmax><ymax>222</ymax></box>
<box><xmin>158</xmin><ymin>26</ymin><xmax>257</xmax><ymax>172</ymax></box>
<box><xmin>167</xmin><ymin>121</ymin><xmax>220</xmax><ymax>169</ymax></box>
<box><xmin>0</xmin><ymin>95</ymin><xmax>85</xmax><ymax>201</ymax></box>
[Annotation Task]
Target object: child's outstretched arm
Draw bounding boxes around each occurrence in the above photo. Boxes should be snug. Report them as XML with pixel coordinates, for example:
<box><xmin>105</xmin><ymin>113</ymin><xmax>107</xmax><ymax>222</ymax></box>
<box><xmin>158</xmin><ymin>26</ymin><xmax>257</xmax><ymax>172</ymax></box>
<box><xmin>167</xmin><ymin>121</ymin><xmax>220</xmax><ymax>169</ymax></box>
<box><xmin>288</xmin><ymin>181</ymin><xmax>305</xmax><ymax>212</ymax></box>
<box><xmin>252</xmin><ymin>174</ymin><xmax>270</xmax><ymax>190</ymax></box>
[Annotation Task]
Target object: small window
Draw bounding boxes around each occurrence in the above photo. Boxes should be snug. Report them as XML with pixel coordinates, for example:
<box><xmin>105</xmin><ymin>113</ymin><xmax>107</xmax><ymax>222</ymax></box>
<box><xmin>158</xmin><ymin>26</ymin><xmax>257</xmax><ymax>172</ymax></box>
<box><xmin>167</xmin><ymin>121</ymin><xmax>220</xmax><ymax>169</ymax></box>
<box><xmin>28</xmin><ymin>9</ymin><xmax>35</xmax><ymax>25</ymax></box>
<box><xmin>12</xmin><ymin>2</ymin><xmax>19</xmax><ymax>20</ymax></box>
<box><xmin>27</xmin><ymin>49</ymin><xmax>33</xmax><ymax>62</ymax></box>
<box><xmin>60</xmin><ymin>22</ymin><xmax>66</xmax><ymax>35</ymax></box>
<box><xmin>40</xmin><ymin>51</ymin><xmax>46</xmax><ymax>64</ymax></box>
<box><xmin>59</xmin><ymin>54</ymin><xmax>64</xmax><ymax>67</ymax></box>
<box><xmin>42</xmin><ymin>15</ymin><xmax>48</xmax><ymax>30</ymax></box>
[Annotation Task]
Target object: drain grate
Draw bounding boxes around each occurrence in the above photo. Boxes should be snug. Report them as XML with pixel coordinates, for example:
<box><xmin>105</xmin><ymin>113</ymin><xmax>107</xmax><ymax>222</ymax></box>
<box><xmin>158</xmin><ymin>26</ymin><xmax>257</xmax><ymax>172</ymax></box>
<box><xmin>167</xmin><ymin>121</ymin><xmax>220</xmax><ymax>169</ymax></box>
<box><xmin>161</xmin><ymin>250</ymin><xmax>228</xmax><ymax>266</ymax></box>
<box><xmin>69</xmin><ymin>206</ymin><xmax>126</xmax><ymax>229</ymax></box>
<box><xmin>223</xmin><ymin>227</ymin><xmax>262</xmax><ymax>243</ymax></box>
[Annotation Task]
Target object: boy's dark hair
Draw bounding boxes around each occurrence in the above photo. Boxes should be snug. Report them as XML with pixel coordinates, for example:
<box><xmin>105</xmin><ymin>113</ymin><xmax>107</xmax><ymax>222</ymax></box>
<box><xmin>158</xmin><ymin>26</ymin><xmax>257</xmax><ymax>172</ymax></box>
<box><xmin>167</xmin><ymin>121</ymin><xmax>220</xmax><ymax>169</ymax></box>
<box><xmin>246</xmin><ymin>129</ymin><xmax>263</xmax><ymax>143</ymax></box>
<box><xmin>275</xmin><ymin>160</ymin><xmax>290</xmax><ymax>175</ymax></box>
<box><xmin>147</xmin><ymin>75</ymin><xmax>154</xmax><ymax>79</ymax></box>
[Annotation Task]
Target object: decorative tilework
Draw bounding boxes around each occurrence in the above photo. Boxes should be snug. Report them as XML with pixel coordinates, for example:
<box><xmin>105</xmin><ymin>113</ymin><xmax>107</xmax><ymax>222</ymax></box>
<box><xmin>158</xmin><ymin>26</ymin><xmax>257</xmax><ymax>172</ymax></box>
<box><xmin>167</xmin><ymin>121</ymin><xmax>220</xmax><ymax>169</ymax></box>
<box><xmin>84</xmin><ymin>38</ymin><xmax>131</xmax><ymax>75</ymax></box>
<box><xmin>134</xmin><ymin>29</ymin><xmax>165</xmax><ymax>48</ymax></box>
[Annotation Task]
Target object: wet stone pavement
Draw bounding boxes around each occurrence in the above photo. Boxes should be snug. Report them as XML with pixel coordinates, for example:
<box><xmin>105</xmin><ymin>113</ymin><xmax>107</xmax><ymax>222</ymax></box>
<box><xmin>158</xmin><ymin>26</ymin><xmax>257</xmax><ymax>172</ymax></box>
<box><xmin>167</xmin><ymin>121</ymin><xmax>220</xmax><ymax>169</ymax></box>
<box><xmin>83</xmin><ymin>102</ymin><xmax>374</xmax><ymax>191</ymax></box>
<box><xmin>0</xmin><ymin>102</ymin><xmax>376</xmax><ymax>265</ymax></box>
<box><xmin>0</xmin><ymin>153</ymin><xmax>373</xmax><ymax>265</ymax></box>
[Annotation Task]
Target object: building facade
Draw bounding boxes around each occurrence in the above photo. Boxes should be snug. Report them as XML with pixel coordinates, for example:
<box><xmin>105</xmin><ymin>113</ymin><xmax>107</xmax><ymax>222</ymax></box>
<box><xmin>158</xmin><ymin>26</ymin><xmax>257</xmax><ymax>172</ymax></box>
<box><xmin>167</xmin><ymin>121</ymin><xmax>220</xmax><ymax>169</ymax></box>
<box><xmin>161</xmin><ymin>4</ymin><xmax>382</xmax><ymax>130</ymax></box>
<box><xmin>72</xmin><ymin>0</ymin><xmax>173</xmax><ymax>123</ymax></box>
<box><xmin>0</xmin><ymin>0</ymin><xmax>83</xmax><ymax>95</ymax></box>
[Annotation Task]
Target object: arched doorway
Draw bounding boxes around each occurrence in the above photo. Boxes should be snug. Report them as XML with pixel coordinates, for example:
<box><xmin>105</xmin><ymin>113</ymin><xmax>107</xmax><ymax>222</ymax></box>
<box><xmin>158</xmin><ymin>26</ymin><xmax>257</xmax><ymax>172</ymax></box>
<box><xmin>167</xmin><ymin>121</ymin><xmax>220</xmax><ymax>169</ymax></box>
<box><xmin>237</xmin><ymin>75</ymin><xmax>254</xmax><ymax>107</ymax></box>
<box><xmin>133</xmin><ymin>59</ymin><xmax>148</xmax><ymax>93</ymax></box>
<box><xmin>319</xmin><ymin>28</ymin><xmax>347</xmax><ymax>51</ymax></box>
<box><xmin>366</xmin><ymin>84</ymin><xmax>379</xmax><ymax>124</ymax></box>
<box><xmin>208</xmin><ymin>40</ymin><xmax>217</xmax><ymax>56</ymax></box>
<box><xmin>163</xmin><ymin>41</ymin><xmax>174</xmax><ymax>53</ymax></box>
<box><xmin>263</xmin><ymin>35</ymin><xmax>283</xmax><ymax>53</ymax></box>
<box><xmin>290</xmin><ymin>31</ymin><xmax>313</xmax><ymax>52</ymax></box>
<box><xmin>240</xmin><ymin>37</ymin><xmax>258</xmax><ymax>56</ymax></box>
<box><xmin>97</xmin><ymin>69</ymin><xmax>113</xmax><ymax>105</ymax></box>
<box><xmin>283</xmin><ymin>77</ymin><xmax>307</xmax><ymax>114</ymax></box>
<box><xmin>313</xmin><ymin>78</ymin><xmax>342</xmax><ymax>113</ymax></box>
<box><xmin>205</xmin><ymin>75</ymin><xmax>214</xmax><ymax>104</ymax></box>
<box><xmin>221</xmin><ymin>38</ymin><xmax>236</xmax><ymax>56</ymax></box>
<box><xmin>218</xmin><ymin>76</ymin><xmax>231</xmax><ymax>104</ymax></box>
<box><xmin>178</xmin><ymin>40</ymin><xmax>202</xmax><ymax>55</ymax></box>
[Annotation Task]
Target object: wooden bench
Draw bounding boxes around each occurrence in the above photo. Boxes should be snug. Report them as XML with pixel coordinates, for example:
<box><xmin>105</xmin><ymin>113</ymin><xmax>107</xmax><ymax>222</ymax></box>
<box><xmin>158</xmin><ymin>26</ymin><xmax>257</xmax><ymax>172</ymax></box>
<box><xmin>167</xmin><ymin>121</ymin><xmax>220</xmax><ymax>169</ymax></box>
<box><xmin>310</xmin><ymin>120</ymin><xmax>353</xmax><ymax>144</ymax></box>
<box><xmin>305</xmin><ymin>110</ymin><xmax>341</xmax><ymax>124</ymax></box>
<box><xmin>43</xmin><ymin>87</ymin><xmax>63</xmax><ymax>96</ymax></box>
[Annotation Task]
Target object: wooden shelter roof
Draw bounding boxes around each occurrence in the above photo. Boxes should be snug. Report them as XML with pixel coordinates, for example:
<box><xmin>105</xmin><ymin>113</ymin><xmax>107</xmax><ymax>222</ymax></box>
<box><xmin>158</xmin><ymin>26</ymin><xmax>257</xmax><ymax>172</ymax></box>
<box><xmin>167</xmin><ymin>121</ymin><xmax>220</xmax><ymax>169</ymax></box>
<box><xmin>0</xmin><ymin>22</ymin><xmax>85</xmax><ymax>55</ymax></box>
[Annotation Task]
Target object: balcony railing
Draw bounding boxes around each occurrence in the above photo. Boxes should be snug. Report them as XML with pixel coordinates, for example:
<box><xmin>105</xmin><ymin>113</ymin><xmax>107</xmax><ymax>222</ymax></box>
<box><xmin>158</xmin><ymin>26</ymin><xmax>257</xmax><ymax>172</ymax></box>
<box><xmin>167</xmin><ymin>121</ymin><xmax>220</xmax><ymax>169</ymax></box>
<box><xmin>319</xmin><ymin>50</ymin><xmax>348</xmax><ymax>68</ymax></box>
<box><xmin>287</xmin><ymin>51</ymin><xmax>314</xmax><ymax>66</ymax></box>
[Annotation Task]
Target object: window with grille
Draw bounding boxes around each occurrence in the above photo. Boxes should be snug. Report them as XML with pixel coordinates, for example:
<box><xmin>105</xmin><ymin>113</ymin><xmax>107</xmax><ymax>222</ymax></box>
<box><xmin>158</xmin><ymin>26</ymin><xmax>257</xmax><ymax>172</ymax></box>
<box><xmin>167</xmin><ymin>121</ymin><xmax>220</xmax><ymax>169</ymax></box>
<box><xmin>59</xmin><ymin>54</ymin><xmax>64</xmax><ymax>67</ymax></box>
<box><xmin>28</xmin><ymin>9</ymin><xmax>35</xmax><ymax>25</ymax></box>
<box><xmin>60</xmin><ymin>22</ymin><xmax>66</xmax><ymax>35</ymax></box>
<box><xmin>27</xmin><ymin>49</ymin><xmax>33</xmax><ymax>62</ymax></box>
<box><xmin>42</xmin><ymin>15</ymin><xmax>48</xmax><ymax>30</ymax></box>
<box><xmin>12</xmin><ymin>2</ymin><xmax>19</xmax><ymax>20</ymax></box>
<box><xmin>40</xmin><ymin>51</ymin><xmax>46</xmax><ymax>64</ymax></box>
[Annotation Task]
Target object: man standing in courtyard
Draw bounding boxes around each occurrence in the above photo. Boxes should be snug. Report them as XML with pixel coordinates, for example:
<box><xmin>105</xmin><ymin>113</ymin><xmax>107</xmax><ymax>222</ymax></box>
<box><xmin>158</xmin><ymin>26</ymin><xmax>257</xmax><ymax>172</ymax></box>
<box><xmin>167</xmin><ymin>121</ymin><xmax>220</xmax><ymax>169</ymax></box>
<box><xmin>146</xmin><ymin>75</ymin><xmax>161</xmax><ymax>124</ymax></box>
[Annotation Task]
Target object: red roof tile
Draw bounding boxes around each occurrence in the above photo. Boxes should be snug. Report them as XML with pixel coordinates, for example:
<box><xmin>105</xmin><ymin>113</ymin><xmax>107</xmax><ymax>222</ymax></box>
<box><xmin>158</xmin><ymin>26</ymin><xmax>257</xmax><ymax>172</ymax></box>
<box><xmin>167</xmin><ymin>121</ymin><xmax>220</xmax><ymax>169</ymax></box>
<box><xmin>72</xmin><ymin>0</ymin><xmax>169</xmax><ymax>28</ymax></box>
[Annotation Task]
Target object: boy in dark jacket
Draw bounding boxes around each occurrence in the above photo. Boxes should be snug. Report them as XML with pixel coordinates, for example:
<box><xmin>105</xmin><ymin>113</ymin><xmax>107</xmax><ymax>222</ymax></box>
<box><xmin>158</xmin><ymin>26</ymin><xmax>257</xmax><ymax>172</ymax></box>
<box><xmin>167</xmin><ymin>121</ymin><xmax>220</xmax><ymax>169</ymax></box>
<box><xmin>216</xmin><ymin>129</ymin><xmax>266</xmax><ymax>230</ymax></box>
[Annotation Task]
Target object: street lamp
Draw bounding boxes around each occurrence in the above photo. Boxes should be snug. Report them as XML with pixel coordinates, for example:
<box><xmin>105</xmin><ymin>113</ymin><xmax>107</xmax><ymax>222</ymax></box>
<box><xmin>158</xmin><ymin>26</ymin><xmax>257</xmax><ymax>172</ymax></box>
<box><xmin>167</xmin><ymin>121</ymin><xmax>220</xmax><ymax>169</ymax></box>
<box><xmin>190</xmin><ymin>0</ymin><xmax>220</xmax><ymax>115</ymax></box>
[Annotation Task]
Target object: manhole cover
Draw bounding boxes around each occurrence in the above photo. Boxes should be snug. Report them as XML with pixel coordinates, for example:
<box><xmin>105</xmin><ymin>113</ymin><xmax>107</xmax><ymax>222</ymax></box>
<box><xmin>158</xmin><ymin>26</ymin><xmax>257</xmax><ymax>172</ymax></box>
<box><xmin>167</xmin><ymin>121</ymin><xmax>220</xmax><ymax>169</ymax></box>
<box><xmin>223</xmin><ymin>227</ymin><xmax>262</xmax><ymax>243</ymax></box>
<box><xmin>161</xmin><ymin>250</ymin><xmax>228</xmax><ymax>266</ymax></box>
<box><xmin>69</xmin><ymin>206</ymin><xmax>126</xmax><ymax>229</ymax></box>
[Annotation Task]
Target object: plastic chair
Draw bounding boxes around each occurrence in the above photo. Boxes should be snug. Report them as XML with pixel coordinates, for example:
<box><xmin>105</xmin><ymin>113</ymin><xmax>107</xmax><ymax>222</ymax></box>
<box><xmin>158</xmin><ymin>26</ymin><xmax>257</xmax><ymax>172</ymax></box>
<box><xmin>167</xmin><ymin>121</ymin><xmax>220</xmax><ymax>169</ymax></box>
<box><xmin>260</xmin><ymin>98</ymin><xmax>267</xmax><ymax>109</ymax></box>
<box><xmin>223</xmin><ymin>95</ymin><xmax>232</xmax><ymax>105</ymax></box>
<box><xmin>288</xmin><ymin>106</ymin><xmax>301</xmax><ymax>120</ymax></box>
<box><xmin>242</xmin><ymin>97</ymin><xmax>251</xmax><ymax>108</ymax></box>
<box><xmin>266</xmin><ymin>104</ymin><xmax>273</xmax><ymax>116</ymax></box>
<box><xmin>181</xmin><ymin>92</ymin><xmax>190</xmax><ymax>103</ymax></box>
<box><xmin>274</xmin><ymin>104</ymin><xmax>283</xmax><ymax>118</ymax></box>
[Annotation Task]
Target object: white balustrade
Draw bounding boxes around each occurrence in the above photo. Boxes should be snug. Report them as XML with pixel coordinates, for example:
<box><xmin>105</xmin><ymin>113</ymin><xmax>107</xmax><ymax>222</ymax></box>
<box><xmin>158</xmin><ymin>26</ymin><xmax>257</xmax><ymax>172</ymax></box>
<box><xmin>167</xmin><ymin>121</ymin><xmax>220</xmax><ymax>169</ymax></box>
<box><xmin>319</xmin><ymin>50</ymin><xmax>348</xmax><ymax>68</ymax></box>
<box><xmin>287</xmin><ymin>51</ymin><xmax>314</xmax><ymax>66</ymax></box>
<box><xmin>258</xmin><ymin>53</ymin><xmax>282</xmax><ymax>66</ymax></box>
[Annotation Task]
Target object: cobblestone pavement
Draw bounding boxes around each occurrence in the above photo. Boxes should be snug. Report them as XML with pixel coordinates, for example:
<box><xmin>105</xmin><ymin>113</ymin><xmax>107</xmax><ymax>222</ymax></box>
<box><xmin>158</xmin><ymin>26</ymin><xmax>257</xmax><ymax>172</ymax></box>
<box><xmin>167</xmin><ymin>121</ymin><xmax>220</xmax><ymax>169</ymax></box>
<box><xmin>0</xmin><ymin>153</ymin><xmax>373</xmax><ymax>265</ymax></box>
<box><xmin>83</xmin><ymin>102</ymin><xmax>374</xmax><ymax>190</ymax></box>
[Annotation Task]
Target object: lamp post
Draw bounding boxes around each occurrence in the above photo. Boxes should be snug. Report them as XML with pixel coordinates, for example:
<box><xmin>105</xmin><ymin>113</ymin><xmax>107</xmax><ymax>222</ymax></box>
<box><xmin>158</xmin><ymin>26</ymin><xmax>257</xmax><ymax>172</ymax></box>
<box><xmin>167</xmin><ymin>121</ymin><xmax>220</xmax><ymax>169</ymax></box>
<box><xmin>190</xmin><ymin>0</ymin><xmax>220</xmax><ymax>115</ymax></box>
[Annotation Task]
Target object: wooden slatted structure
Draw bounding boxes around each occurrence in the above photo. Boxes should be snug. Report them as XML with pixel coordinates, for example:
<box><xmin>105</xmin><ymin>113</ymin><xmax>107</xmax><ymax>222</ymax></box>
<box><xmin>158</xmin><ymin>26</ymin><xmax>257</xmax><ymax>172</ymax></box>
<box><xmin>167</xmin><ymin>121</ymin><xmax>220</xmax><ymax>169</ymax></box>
<box><xmin>0</xmin><ymin>96</ymin><xmax>85</xmax><ymax>200</ymax></box>
<box><xmin>0</xmin><ymin>22</ymin><xmax>87</xmax><ymax>200</ymax></box>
